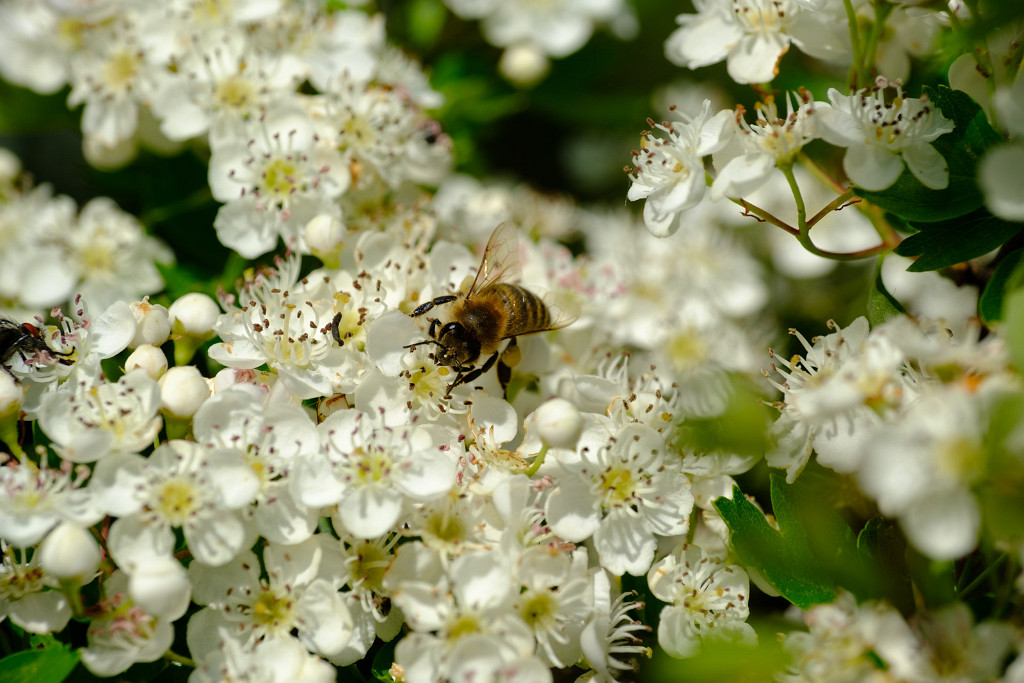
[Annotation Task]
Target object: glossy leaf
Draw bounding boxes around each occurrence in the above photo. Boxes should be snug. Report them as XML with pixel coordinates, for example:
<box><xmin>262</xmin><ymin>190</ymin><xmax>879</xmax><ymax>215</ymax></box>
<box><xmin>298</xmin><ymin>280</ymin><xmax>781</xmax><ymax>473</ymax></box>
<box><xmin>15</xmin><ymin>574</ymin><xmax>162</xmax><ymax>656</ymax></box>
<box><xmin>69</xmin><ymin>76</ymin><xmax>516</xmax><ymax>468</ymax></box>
<box><xmin>893</xmin><ymin>208</ymin><xmax>1023</xmax><ymax>272</ymax></box>
<box><xmin>0</xmin><ymin>645</ymin><xmax>79</xmax><ymax>683</ymax></box>
<box><xmin>979</xmin><ymin>248</ymin><xmax>1024</xmax><ymax>324</ymax></box>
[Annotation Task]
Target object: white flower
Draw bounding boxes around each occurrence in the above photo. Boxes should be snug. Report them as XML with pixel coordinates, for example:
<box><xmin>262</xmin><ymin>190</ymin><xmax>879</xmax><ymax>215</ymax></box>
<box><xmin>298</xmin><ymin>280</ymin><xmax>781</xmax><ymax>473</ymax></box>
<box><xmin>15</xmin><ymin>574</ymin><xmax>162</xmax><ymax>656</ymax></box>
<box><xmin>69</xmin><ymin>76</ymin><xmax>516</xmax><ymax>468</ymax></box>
<box><xmin>980</xmin><ymin>74</ymin><xmax>1024</xmax><ymax>221</ymax></box>
<box><xmin>0</xmin><ymin>542</ymin><xmax>72</xmax><ymax>634</ymax></box>
<box><xmin>80</xmin><ymin>572</ymin><xmax>175</xmax><ymax>677</ymax></box>
<box><xmin>0</xmin><ymin>1</ymin><xmax>72</xmax><ymax>94</ymax></box>
<box><xmin>579</xmin><ymin>569</ymin><xmax>650</xmax><ymax>681</ymax></box>
<box><xmin>208</xmin><ymin>104</ymin><xmax>347</xmax><ymax>258</ymax></box>
<box><xmin>389</xmin><ymin>546</ymin><xmax>537</xmax><ymax>683</ymax></box>
<box><xmin>191</xmin><ymin>631</ymin><xmax>337</xmax><ymax>683</ymax></box>
<box><xmin>186</xmin><ymin>537</ymin><xmax>354</xmax><ymax>659</ymax></box>
<box><xmin>209</xmin><ymin>259</ymin><xmax>385</xmax><ymax>399</ymax></box>
<box><xmin>979</xmin><ymin>144</ymin><xmax>1024</xmax><ymax>221</ymax></box>
<box><xmin>711</xmin><ymin>92</ymin><xmax>822</xmax><ymax>200</ymax></box>
<box><xmin>66</xmin><ymin>15</ymin><xmax>157</xmax><ymax>148</ymax></box>
<box><xmin>64</xmin><ymin>198</ymin><xmax>172</xmax><ymax>312</ymax></box>
<box><xmin>857</xmin><ymin>387</ymin><xmax>985</xmax><ymax>561</ymax></box>
<box><xmin>817</xmin><ymin>84</ymin><xmax>955</xmax><ymax>191</ymax></box>
<box><xmin>148</xmin><ymin>30</ymin><xmax>302</xmax><ymax>144</ymax></box>
<box><xmin>765</xmin><ymin>317</ymin><xmax>913</xmax><ymax>480</ymax></box>
<box><xmin>294</xmin><ymin>9</ymin><xmax>385</xmax><ymax>93</ymax></box>
<box><xmin>627</xmin><ymin>100</ymin><xmax>733</xmax><ymax>237</ymax></box>
<box><xmin>38</xmin><ymin>370</ymin><xmax>163</xmax><ymax>464</ymax></box>
<box><xmin>779</xmin><ymin>591</ymin><xmax>937</xmax><ymax>682</ymax></box>
<box><xmin>91</xmin><ymin>439</ymin><xmax>260</xmax><ymax>566</ymax></box>
<box><xmin>545</xmin><ymin>419</ymin><xmax>694</xmax><ymax>576</ymax></box>
<box><xmin>474</xmin><ymin>0</ymin><xmax>629</xmax><ymax>58</ymax></box>
<box><xmin>514</xmin><ymin>548</ymin><xmax>591</xmax><ymax>667</ymax></box>
<box><xmin>665</xmin><ymin>0</ymin><xmax>848</xmax><ymax>85</ymax></box>
<box><xmin>319</xmin><ymin>76</ymin><xmax>452</xmax><ymax>190</ymax></box>
<box><xmin>292</xmin><ymin>408</ymin><xmax>456</xmax><ymax>539</ymax></box>
<box><xmin>0</xmin><ymin>456</ymin><xmax>98</xmax><ymax>547</ymax></box>
<box><xmin>647</xmin><ymin>544</ymin><xmax>755</xmax><ymax>658</ymax></box>
<box><xmin>193</xmin><ymin>385</ymin><xmax>322</xmax><ymax>545</ymax></box>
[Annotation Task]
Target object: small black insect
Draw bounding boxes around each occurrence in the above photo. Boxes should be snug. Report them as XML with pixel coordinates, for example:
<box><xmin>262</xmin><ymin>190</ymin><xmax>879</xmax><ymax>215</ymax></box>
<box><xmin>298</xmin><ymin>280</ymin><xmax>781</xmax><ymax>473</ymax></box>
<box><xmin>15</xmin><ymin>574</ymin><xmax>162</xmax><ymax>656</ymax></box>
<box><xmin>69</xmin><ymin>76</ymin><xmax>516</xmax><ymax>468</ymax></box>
<box><xmin>0</xmin><ymin>319</ymin><xmax>74</xmax><ymax>378</ymax></box>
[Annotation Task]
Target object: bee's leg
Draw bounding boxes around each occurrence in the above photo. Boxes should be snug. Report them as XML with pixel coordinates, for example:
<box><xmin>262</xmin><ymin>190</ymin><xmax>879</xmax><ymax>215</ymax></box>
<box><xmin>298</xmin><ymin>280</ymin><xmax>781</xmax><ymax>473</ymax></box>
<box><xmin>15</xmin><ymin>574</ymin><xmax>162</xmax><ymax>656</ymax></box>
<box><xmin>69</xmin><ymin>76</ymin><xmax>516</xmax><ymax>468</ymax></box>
<box><xmin>448</xmin><ymin>351</ymin><xmax>498</xmax><ymax>394</ymax></box>
<box><xmin>411</xmin><ymin>296</ymin><xmax>457</xmax><ymax>317</ymax></box>
<box><xmin>498</xmin><ymin>338</ymin><xmax>524</xmax><ymax>397</ymax></box>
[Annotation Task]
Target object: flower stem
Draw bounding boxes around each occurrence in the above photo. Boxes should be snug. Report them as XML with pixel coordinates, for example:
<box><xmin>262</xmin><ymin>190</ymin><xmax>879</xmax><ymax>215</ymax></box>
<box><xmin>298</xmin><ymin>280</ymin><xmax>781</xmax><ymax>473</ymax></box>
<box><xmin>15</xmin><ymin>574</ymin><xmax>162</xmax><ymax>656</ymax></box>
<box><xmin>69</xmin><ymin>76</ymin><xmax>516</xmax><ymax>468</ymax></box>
<box><xmin>842</xmin><ymin>0</ymin><xmax>865</xmax><ymax>89</ymax></box>
<box><xmin>728</xmin><ymin>198</ymin><xmax>799</xmax><ymax>237</ymax></box>
<box><xmin>780</xmin><ymin>166</ymin><xmax>893</xmax><ymax>261</ymax></box>
<box><xmin>806</xmin><ymin>189</ymin><xmax>857</xmax><ymax>228</ymax></box>
<box><xmin>958</xmin><ymin>552</ymin><xmax>1008</xmax><ymax>600</ymax></box>
<box><xmin>861</xmin><ymin>0</ymin><xmax>893</xmax><ymax>79</ymax></box>
<box><xmin>523</xmin><ymin>443</ymin><xmax>549</xmax><ymax>478</ymax></box>
<box><xmin>163</xmin><ymin>649</ymin><xmax>196</xmax><ymax>669</ymax></box>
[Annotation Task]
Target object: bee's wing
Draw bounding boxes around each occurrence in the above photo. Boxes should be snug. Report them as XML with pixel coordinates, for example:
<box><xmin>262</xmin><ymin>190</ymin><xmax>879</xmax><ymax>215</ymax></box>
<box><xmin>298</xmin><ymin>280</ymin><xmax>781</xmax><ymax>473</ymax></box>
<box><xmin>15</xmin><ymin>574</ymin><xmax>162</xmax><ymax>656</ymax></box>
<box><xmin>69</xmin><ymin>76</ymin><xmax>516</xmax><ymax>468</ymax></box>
<box><xmin>540</xmin><ymin>289</ymin><xmax>581</xmax><ymax>332</ymax></box>
<box><xmin>467</xmin><ymin>222</ymin><xmax>522</xmax><ymax>297</ymax></box>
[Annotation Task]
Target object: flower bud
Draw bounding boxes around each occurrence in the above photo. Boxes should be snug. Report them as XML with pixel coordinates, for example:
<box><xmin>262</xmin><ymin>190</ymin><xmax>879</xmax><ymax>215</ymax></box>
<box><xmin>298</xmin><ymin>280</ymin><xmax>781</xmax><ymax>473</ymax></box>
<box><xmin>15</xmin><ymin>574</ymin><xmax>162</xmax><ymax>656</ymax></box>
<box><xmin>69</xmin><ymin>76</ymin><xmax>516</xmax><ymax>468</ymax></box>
<box><xmin>168</xmin><ymin>293</ymin><xmax>220</xmax><ymax>365</ymax></box>
<box><xmin>499</xmin><ymin>44</ymin><xmax>549</xmax><ymax>88</ymax></box>
<box><xmin>304</xmin><ymin>214</ymin><xmax>346</xmax><ymax>268</ymax></box>
<box><xmin>158</xmin><ymin>365</ymin><xmax>211</xmax><ymax>419</ymax></box>
<box><xmin>168</xmin><ymin>292</ymin><xmax>219</xmax><ymax>340</ymax></box>
<box><xmin>129</xmin><ymin>299</ymin><xmax>171</xmax><ymax>349</ymax></box>
<box><xmin>37</xmin><ymin>522</ymin><xmax>102</xmax><ymax>582</ymax></box>
<box><xmin>127</xmin><ymin>555</ymin><xmax>191</xmax><ymax>619</ymax></box>
<box><xmin>124</xmin><ymin>344</ymin><xmax>168</xmax><ymax>380</ymax></box>
<box><xmin>0</xmin><ymin>372</ymin><xmax>23</xmax><ymax>420</ymax></box>
<box><xmin>532</xmin><ymin>397</ymin><xmax>583</xmax><ymax>449</ymax></box>
<box><xmin>0</xmin><ymin>373</ymin><xmax>24</xmax><ymax>456</ymax></box>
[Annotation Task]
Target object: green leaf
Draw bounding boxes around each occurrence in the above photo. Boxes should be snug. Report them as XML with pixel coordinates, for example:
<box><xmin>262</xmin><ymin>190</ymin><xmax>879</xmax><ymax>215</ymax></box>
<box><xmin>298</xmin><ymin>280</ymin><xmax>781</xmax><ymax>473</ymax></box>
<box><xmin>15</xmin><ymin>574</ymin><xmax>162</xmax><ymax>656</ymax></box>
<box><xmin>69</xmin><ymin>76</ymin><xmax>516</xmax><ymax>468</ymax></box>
<box><xmin>0</xmin><ymin>645</ymin><xmax>80</xmax><ymax>683</ymax></box>
<box><xmin>371</xmin><ymin>638</ymin><xmax>398</xmax><ymax>683</ymax></box>
<box><xmin>716</xmin><ymin>472</ymin><xmax>918</xmax><ymax>610</ymax></box>
<box><xmin>714</xmin><ymin>484</ymin><xmax>835</xmax><ymax>610</ymax></box>
<box><xmin>979</xmin><ymin>248</ymin><xmax>1024</xmax><ymax>324</ymax></box>
<box><xmin>854</xmin><ymin>87</ymin><xmax>1002</xmax><ymax>222</ymax></box>
<box><xmin>867</xmin><ymin>256</ymin><xmax>907</xmax><ymax>326</ymax></box>
<box><xmin>893</xmin><ymin>208</ymin><xmax>1023</xmax><ymax>272</ymax></box>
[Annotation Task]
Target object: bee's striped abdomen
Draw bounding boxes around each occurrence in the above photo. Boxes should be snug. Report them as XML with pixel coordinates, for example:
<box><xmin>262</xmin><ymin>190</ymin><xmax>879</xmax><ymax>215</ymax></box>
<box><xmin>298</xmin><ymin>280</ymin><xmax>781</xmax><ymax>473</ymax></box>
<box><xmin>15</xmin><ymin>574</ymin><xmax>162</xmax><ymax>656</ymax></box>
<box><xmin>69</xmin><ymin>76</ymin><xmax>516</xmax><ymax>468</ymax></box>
<box><xmin>491</xmin><ymin>283</ymin><xmax>551</xmax><ymax>338</ymax></box>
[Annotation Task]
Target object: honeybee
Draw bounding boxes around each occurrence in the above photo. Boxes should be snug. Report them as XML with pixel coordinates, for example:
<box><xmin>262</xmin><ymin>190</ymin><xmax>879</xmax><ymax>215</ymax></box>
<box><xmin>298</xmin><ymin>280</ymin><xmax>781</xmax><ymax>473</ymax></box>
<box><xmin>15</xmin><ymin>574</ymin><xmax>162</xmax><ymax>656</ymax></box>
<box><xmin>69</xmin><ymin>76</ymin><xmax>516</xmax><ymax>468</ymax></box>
<box><xmin>407</xmin><ymin>223</ymin><xmax>576</xmax><ymax>395</ymax></box>
<box><xmin>0</xmin><ymin>319</ymin><xmax>74</xmax><ymax>378</ymax></box>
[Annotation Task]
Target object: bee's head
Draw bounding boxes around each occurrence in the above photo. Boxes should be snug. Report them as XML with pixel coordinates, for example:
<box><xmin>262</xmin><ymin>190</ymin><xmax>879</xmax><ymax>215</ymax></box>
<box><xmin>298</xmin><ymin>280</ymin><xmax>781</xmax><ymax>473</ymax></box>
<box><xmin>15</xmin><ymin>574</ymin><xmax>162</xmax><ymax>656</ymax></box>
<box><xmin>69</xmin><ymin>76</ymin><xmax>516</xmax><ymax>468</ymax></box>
<box><xmin>436</xmin><ymin>322</ymin><xmax>480</xmax><ymax>368</ymax></box>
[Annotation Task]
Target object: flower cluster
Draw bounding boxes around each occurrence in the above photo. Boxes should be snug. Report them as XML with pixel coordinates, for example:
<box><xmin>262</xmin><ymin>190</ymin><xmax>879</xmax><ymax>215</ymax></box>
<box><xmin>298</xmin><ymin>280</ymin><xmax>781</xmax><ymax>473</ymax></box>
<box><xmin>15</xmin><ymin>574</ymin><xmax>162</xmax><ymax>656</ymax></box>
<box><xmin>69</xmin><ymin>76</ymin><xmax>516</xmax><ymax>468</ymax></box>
<box><xmin>2</xmin><ymin>0</ymin><xmax>1024</xmax><ymax>681</ymax></box>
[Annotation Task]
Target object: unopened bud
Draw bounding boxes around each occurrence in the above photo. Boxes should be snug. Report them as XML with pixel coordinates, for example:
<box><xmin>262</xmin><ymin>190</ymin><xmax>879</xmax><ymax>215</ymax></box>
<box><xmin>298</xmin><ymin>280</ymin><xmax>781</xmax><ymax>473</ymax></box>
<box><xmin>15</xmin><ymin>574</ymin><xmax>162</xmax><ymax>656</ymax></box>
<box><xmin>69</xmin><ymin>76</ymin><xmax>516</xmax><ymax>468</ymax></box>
<box><xmin>304</xmin><ymin>214</ymin><xmax>346</xmax><ymax>268</ymax></box>
<box><xmin>168</xmin><ymin>293</ymin><xmax>219</xmax><ymax>365</ymax></box>
<box><xmin>168</xmin><ymin>293</ymin><xmax>219</xmax><ymax>340</ymax></box>
<box><xmin>0</xmin><ymin>372</ymin><xmax>23</xmax><ymax>419</ymax></box>
<box><xmin>127</xmin><ymin>555</ymin><xmax>191</xmax><ymax>619</ymax></box>
<box><xmin>124</xmin><ymin>344</ymin><xmax>168</xmax><ymax>380</ymax></box>
<box><xmin>158</xmin><ymin>365</ymin><xmax>211</xmax><ymax>419</ymax></box>
<box><xmin>129</xmin><ymin>299</ymin><xmax>171</xmax><ymax>349</ymax></box>
<box><xmin>37</xmin><ymin>522</ymin><xmax>102</xmax><ymax>582</ymax></box>
<box><xmin>532</xmin><ymin>398</ymin><xmax>583</xmax><ymax>449</ymax></box>
<box><xmin>499</xmin><ymin>44</ymin><xmax>550</xmax><ymax>88</ymax></box>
